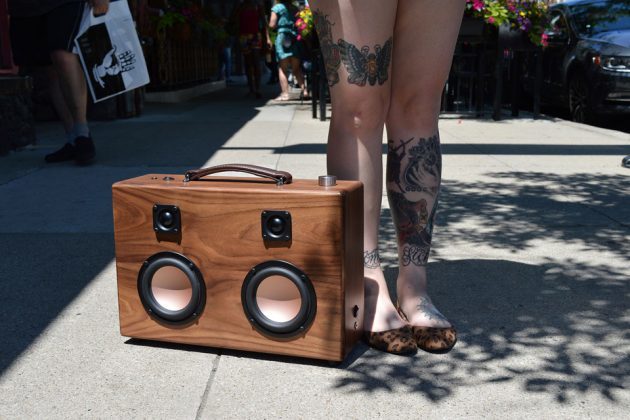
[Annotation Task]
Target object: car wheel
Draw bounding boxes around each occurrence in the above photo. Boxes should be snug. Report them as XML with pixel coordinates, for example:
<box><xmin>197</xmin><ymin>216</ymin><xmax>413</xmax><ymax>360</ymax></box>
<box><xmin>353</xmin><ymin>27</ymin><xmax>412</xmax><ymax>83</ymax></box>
<box><xmin>568</xmin><ymin>73</ymin><xmax>590</xmax><ymax>123</ymax></box>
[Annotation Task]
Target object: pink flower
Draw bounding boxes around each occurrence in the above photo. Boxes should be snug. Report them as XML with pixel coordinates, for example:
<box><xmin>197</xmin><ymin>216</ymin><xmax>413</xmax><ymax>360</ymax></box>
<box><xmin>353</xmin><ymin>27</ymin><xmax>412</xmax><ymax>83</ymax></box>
<box><xmin>487</xmin><ymin>16</ymin><xmax>495</xmax><ymax>24</ymax></box>
<box><xmin>541</xmin><ymin>33</ymin><xmax>549</xmax><ymax>47</ymax></box>
<box><xmin>473</xmin><ymin>0</ymin><xmax>485</xmax><ymax>11</ymax></box>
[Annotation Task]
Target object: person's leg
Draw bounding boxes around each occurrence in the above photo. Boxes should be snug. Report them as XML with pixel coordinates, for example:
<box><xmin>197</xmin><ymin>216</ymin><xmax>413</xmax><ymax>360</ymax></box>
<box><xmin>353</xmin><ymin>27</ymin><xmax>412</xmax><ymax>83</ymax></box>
<box><xmin>225</xmin><ymin>44</ymin><xmax>233</xmax><ymax>81</ymax></box>
<box><xmin>42</xmin><ymin>1</ymin><xmax>94</xmax><ymax>163</ymax></box>
<box><xmin>251</xmin><ymin>48</ymin><xmax>262</xmax><ymax>97</ymax></box>
<box><xmin>386</xmin><ymin>0</ymin><xmax>465</xmax><ymax>329</ymax></box>
<box><xmin>267</xmin><ymin>47</ymin><xmax>278</xmax><ymax>83</ymax></box>
<box><xmin>277</xmin><ymin>58</ymin><xmax>290</xmax><ymax>100</ymax></box>
<box><xmin>289</xmin><ymin>56</ymin><xmax>306</xmax><ymax>96</ymax></box>
<box><xmin>310</xmin><ymin>0</ymin><xmax>404</xmax><ymax>334</ymax></box>
<box><xmin>243</xmin><ymin>52</ymin><xmax>255</xmax><ymax>93</ymax></box>
<box><xmin>49</xmin><ymin>50</ymin><xmax>88</xmax><ymax>127</ymax></box>
<box><xmin>47</xmin><ymin>66</ymin><xmax>74</xmax><ymax>139</ymax></box>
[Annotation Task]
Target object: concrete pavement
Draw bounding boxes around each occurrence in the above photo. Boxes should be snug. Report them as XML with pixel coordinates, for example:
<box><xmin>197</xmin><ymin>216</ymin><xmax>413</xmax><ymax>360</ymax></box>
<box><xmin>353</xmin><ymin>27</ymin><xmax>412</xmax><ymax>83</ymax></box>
<box><xmin>1</xmin><ymin>82</ymin><xmax>629</xmax><ymax>419</ymax></box>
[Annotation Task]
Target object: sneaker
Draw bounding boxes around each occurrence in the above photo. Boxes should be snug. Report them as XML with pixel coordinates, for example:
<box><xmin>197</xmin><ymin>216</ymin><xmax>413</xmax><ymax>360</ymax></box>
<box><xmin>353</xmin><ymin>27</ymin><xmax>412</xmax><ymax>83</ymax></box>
<box><xmin>45</xmin><ymin>143</ymin><xmax>76</xmax><ymax>163</ymax></box>
<box><xmin>74</xmin><ymin>136</ymin><xmax>95</xmax><ymax>165</ymax></box>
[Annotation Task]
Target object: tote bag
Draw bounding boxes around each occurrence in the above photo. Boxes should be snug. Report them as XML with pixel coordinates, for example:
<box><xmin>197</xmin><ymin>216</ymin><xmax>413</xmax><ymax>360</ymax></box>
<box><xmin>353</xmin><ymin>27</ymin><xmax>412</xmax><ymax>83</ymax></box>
<box><xmin>74</xmin><ymin>0</ymin><xmax>150</xmax><ymax>103</ymax></box>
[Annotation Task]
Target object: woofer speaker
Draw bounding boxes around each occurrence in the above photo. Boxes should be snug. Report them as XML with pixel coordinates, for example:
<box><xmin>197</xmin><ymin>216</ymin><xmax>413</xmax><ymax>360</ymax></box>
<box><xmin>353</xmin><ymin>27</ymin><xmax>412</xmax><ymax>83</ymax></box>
<box><xmin>113</xmin><ymin>164</ymin><xmax>364</xmax><ymax>361</ymax></box>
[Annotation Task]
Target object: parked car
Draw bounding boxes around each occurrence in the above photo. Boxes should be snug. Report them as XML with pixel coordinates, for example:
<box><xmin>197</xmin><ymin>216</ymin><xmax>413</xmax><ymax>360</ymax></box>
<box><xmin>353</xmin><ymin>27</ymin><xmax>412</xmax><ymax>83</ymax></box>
<box><xmin>527</xmin><ymin>0</ymin><xmax>630</xmax><ymax>123</ymax></box>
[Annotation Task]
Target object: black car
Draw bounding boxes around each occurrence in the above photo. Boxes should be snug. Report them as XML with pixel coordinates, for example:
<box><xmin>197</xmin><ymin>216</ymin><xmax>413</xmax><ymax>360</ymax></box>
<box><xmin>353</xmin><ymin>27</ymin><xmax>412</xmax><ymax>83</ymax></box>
<box><xmin>534</xmin><ymin>0</ymin><xmax>630</xmax><ymax>123</ymax></box>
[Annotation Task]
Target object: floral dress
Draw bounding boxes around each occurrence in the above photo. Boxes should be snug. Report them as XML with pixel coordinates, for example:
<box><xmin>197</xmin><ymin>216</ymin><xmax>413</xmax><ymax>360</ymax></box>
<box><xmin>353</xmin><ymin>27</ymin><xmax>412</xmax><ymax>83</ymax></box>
<box><xmin>271</xmin><ymin>3</ymin><xmax>298</xmax><ymax>60</ymax></box>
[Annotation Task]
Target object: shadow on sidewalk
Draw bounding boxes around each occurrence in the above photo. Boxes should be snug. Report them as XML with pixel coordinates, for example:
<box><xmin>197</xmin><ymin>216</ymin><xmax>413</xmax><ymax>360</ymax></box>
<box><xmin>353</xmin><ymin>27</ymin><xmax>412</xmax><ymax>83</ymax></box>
<box><xmin>0</xmin><ymin>87</ymin><xmax>269</xmax><ymax>375</ymax></box>
<box><xmin>336</xmin><ymin>171</ymin><xmax>628</xmax><ymax>403</ymax></box>
<box><xmin>118</xmin><ymin>171</ymin><xmax>628</xmax><ymax>404</ymax></box>
<box><xmin>335</xmin><ymin>258</ymin><xmax>628</xmax><ymax>404</ymax></box>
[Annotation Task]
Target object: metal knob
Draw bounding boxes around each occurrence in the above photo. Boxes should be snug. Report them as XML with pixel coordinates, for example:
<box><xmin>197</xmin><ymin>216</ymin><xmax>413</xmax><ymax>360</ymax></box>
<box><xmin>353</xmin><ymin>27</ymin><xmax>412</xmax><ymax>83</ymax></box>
<box><xmin>318</xmin><ymin>175</ymin><xmax>337</xmax><ymax>187</ymax></box>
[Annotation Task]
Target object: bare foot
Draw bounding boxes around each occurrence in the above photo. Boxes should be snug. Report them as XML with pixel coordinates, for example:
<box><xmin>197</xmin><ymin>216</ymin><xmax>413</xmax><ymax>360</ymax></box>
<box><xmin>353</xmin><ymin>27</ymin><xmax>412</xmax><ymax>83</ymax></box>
<box><xmin>397</xmin><ymin>265</ymin><xmax>452</xmax><ymax>328</ymax></box>
<box><xmin>364</xmin><ymin>268</ymin><xmax>408</xmax><ymax>332</ymax></box>
<box><xmin>274</xmin><ymin>93</ymin><xmax>290</xmax><ymax>101</ymax></box>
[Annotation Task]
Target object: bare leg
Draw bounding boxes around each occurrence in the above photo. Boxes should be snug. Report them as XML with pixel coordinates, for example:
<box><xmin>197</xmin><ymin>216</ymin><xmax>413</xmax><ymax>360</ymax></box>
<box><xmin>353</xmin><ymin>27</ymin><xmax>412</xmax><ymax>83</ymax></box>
<box><xmin>46</xmin><ymin>49</ymin><xmax>95</xmax><ymax>164</ymax></box>
<box><xmin>277</xmin><ymin>58</ymin><xmax>290</xmax><ymax>100</ymax></box>
<box><xmin>310</xmin><ymin>0</ymin><xmax>401</xmax><ymax>332</ymax></box>
<box><xmin>49</xmin><ymin>50</ymin><xmax>87</xmax><ymax>125</ymax></box>
<box><xmin>386</xmin><ymin>0</ymin><xmax>465</xmax><ymax>328</ymax></box>
<box><xmin>289</xmin><ymin>56</ymin><xmax>306</xmax><ymax>95</ymax></box>
<box><xmin>47</xmin><ymin>66</ymin><xmax>74</xmax><ymax>136</ymax></box>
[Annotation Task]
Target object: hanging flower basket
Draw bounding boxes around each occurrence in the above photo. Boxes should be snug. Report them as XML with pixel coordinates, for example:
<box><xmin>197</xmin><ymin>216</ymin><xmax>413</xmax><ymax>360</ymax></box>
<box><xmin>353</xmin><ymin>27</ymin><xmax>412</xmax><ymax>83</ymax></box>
<box><xmin>464</xmin><ymin>0</ymin><xmax>550</xmax><ymax>47</ymax></box>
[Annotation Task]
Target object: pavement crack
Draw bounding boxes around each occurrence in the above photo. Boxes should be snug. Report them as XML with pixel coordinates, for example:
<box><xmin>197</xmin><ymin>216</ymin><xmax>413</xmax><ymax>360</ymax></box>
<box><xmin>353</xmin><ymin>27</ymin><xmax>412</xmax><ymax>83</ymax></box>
<box><xmin>195</xmin><ymin>353</ymin><xmax>221</xmax><ymax>420</ymax></box>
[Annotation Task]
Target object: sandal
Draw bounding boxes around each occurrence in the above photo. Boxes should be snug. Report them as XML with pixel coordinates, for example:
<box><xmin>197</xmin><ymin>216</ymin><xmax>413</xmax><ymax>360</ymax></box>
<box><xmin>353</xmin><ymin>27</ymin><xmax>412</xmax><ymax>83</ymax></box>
<box><xmin>364</xmin><ymin>326</ymin><xmax>417</xmax><ymax>356</ymax></box>
<box><xmin>396</xmin><ymin>302</ymin><xmax>457</xmax><ymax>354</ymax></box>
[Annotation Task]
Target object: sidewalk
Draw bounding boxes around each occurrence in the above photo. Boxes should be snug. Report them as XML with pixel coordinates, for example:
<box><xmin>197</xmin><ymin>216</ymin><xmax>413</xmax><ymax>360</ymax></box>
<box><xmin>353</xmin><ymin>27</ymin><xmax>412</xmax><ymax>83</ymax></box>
<box><xmin>1</xmin><ymin>82</ymin><xmax>629</xmax><ymax>419</ymax></box>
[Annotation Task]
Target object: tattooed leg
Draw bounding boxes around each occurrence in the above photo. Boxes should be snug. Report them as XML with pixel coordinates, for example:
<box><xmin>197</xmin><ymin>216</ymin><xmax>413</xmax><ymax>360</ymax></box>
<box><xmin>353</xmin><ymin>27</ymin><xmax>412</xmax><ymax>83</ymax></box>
<box><xmin>309</xmin><ymin>0</ymin><xmax>402</xmax><ymax>333</ymax></box>
<box><xmin>386</xmin><ymin>133</ymin><xmax>451</xmax><ymax>329</ymax></box>
<box><xmin>312</xmin><ymin>9</ymin><xmax>341</xmax><ymax>87</ymax></box>
<box><xmin>363</xmin><ymin>249</ymin><xmax>380</xmax><ymax>269</ymax></box>
<box><xmin>387</xmin><ymin>133</ymin><xmax>442</xmax><ymax>268</ymax></box>
<box><xmin>338</xmin><ymin>37</ymin><xmax>393</xmax><ymax>87</ymax></box>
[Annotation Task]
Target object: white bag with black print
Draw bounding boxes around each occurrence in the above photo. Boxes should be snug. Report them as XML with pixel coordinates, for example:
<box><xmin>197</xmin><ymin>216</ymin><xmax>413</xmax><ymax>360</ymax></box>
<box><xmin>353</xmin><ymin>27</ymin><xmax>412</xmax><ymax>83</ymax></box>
<box><xmin>74</xmin><ymin>0</ymin><xmax>149</xmax><ymax>103</ymax></box>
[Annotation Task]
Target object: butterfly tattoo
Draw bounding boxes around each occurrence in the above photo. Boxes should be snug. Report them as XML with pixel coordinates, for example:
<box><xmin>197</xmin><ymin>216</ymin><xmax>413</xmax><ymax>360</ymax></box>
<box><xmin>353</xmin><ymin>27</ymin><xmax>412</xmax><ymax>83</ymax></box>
<box><xmin>338</xmin><ymin>37</ymin><xmax>393</xmax><ymax>86</ymax></box>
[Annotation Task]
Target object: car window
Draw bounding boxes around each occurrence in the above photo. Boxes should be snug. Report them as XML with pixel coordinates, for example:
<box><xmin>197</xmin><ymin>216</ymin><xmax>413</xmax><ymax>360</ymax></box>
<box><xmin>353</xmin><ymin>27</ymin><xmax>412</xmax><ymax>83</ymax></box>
<box><xmin>548</xmin><ymin>11</ymin><xmax>570</xmax><ymax>38</ymax></box>
<box><xmin>569</xmin><ymin>0</ymin><xmax>630</xmax><ymax>36</ymax></box>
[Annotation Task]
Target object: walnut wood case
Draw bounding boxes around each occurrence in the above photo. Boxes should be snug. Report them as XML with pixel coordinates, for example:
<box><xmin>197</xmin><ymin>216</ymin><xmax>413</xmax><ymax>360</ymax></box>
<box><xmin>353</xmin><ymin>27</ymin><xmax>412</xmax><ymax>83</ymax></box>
<box><xmin>112</xmin><ymin>170</ymin><xmax>364</xmax><ymax>362</ymax></box>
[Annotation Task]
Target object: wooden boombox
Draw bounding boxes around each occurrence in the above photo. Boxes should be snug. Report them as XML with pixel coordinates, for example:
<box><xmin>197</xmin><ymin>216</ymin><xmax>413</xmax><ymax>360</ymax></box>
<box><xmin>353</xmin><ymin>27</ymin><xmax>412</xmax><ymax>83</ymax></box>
<box><xmin>112</xmin><ymin>164</ymin><xmax>364</xmax><ymax>361</ymax></box>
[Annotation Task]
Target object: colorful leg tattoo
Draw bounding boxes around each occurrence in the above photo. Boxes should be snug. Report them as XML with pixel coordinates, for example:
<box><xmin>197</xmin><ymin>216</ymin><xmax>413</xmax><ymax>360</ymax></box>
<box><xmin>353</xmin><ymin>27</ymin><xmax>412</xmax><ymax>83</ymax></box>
<box><xmin>386</xmin><ymin>134</ymin><xmax>442</xmax><ymax>266</ymax></box>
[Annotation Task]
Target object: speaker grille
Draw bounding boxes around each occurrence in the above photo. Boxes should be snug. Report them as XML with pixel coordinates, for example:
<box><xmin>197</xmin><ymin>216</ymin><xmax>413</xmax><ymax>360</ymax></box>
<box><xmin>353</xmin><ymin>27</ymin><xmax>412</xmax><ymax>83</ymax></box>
<box><xmin>242</xmin><ymin>261</ymin><xmax>316</xmax><ymax>339</ymax></box>
<box><xmin>138</xmin><ymin>252</ymin><xmax>206</xmax><ymax>324</ymax></box>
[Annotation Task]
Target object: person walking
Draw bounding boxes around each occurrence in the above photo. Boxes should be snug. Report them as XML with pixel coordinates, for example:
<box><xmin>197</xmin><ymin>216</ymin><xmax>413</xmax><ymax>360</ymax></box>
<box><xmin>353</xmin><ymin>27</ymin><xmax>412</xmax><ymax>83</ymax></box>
<box><xmin>269</xmin><ymin>0</ymin><xmax>307</xmax><ymax>101</ymax></box>
<box><xmin>8</xmin><ymin>0</ymin><xmax>109</xmax><ymax>165</ymax></box>
<box><xmin>308</xmin><ymin>0</ymin><xmax>465</xmax><ymax>355</ymax></box>
<box><xmin>233</xmin><ymin>0</ymin><xmax>270</xmax><ymax>98</ymax></box>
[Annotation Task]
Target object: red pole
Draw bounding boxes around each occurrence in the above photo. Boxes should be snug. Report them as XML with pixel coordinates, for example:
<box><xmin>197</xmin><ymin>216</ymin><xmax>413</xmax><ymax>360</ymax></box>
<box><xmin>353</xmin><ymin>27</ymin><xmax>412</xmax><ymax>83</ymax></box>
<box><xmin>0</xmin><ymin>0</ymin><xmax>17</xmax><ymax>74</ymax></box>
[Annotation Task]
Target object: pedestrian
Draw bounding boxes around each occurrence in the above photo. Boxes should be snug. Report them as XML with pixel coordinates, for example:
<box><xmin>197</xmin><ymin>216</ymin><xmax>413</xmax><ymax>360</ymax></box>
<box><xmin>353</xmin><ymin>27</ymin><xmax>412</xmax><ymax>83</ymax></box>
<box><xmin>269</xmin><ymin>0</ymin><xmax>307</xmax><ymax>101</ymax></box>
<box><xmin>264</xmin><ymin>27</ymin><xmax>279</xmax><ymax>85</ymax></box>
<box><xmin>233</xmin><ymin>0</ymin><xmax>271</xmax><ymax>98</ymax></box>
<box><xmin>8</xmin><ymin>0</ymin><xmax>109</xmax><ymax>165</ymax></box>
<box><xmin>216</xmin><ymin>17</ymin><xmax>234</xmax><ymax>84</ymax></box>
<box><xmin>308</xmin><ymin>0</ymin><xmax>465</xmax><ymax>355</ymax></box>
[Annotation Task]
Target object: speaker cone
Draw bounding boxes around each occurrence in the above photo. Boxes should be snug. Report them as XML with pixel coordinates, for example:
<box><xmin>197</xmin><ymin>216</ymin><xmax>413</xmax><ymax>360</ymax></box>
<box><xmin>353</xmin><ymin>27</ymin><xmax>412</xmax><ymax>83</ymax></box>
<box><xmin>242</xmin><ymin>261</ymin><xmax>316</xmax><ymax>338</ymax></box>
<box><xmin>138</xmin><ymin>252</ymin><xmax>205</xmax><ymax>323</ymax></box>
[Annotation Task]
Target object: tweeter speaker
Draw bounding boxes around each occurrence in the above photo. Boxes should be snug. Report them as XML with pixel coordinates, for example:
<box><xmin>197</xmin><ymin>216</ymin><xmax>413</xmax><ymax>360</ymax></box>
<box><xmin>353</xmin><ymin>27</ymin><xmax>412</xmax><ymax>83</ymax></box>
<box><xmin>112</xmin><ymin>164</ymin><xmax>364</xmax><ymax>361</ymax></box>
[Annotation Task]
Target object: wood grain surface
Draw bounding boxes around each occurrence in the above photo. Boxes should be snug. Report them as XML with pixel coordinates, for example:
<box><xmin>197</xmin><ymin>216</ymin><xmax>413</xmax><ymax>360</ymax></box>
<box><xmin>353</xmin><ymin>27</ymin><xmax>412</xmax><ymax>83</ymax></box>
<box><xmin>113</xmin><ymin>174</ymin><xmax>363</xmax><ymax>361</ymax></box>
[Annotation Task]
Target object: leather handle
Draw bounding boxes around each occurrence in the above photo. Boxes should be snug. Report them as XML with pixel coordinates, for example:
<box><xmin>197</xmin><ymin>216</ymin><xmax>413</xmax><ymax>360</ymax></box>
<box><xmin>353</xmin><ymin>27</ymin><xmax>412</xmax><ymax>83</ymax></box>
<box><xmin>184</xmin><ymin>164</ymin><xmax>293</xmax><ymax>185</ymax></box>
